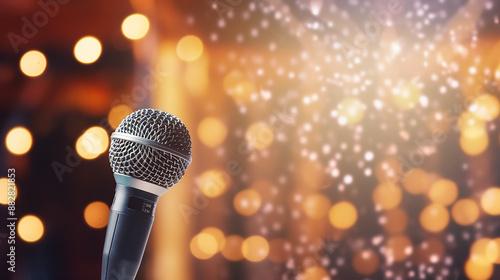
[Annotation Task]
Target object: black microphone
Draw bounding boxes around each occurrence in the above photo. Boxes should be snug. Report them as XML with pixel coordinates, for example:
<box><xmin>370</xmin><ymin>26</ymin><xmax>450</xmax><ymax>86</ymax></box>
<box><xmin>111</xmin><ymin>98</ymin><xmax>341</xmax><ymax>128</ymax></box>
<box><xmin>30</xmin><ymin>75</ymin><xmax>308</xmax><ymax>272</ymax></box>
<box><xmin>101</xmin><ymin>108</ymin><xmax>192</xmax><ymax>280</ymax></box>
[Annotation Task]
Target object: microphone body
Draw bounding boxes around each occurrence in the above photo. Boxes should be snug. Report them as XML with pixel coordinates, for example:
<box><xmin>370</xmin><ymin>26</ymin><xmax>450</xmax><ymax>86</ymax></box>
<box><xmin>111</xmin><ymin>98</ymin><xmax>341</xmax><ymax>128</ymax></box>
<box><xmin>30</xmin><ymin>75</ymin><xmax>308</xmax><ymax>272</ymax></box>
<box><xmin>101</xmin><ymin>175</ymin><xmax>164</xmax><ymax>280</ymax></box>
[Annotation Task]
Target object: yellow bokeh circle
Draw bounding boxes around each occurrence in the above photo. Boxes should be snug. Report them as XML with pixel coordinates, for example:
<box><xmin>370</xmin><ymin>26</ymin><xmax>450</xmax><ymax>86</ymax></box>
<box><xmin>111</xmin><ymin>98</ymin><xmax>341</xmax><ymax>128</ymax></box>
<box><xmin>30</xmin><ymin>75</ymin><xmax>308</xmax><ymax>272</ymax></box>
<box><xmin>20</xmin><ymin>50</ymin><xmax>47</xmax><ymax>77</ymax></box>
<box><xmin>198</xmin><ymin>169</ymin><xmax>229</xmax><ymax>198</ymax></box>
<box><xmin>122</xmin><ymin>14</ymin><xmax>150</xmax><ymax>40</ymax></box>
<box><xmin>451</xmin><ymin>199</ymin><xmax>479</xmax><ymax>226</ymax></box>
<box><xmin>198</xmin><ymin>117</ymin><xmax>227</xmax><ymax>147</ymax></box>
<box><xmin>18</xmin><ymin>215</ymin><xmax>44</xmax><ymax>242</ymax></box>
<box><xmin>233</xmin><ymin>189</ymin><xmax>262</xmax><ymax>216</ymax></box>
<box><xmin>177</xmin><ymin>35</ymin><xmax>203</xmax><ymax>61</ymax></box>
<box><xmin>74</xmin><ymin>36</ymin><xmax>102</xmax><ymax>64</ymax></box>
<box><xmin>419</xmin><ymin>203</ymin><xmax>449</xmax><ymax>233</ymax></box>
<box><xmin>84</xmin><ymin>201</ymin><xmax>110</xmax><ymax>229</ymax></box>
<box><xmin>5</xmin><ymin>126</ymin><xmax>33</xmax><ymax>155</ymax></box>
<box><xmin>242</xmin><ymin>235</ymin><xmax>269</xmax><ymax>262</ymax></box>
<box><xmin>245</xmin><ymin>122</ymin><xmax>274</xmax><ymax>150</ymax></box>
<box><xmin>329</xmin><ymin>201</ymin><xmax>358</xmax><ymax>229</ymax></box>
<box><xmin>428</xmin><ymin>179</ymin><xmax>458</xmax><ymax>206</ymax></box>
<box><xmin>480</xmin><ymin>187</ymin><xmax>500</xmax><ymax>215</ymax></box>
<box><xmin>372</xmin><ymin>183</ymin><xmax>402</xmax><ymax>210</ymax></box>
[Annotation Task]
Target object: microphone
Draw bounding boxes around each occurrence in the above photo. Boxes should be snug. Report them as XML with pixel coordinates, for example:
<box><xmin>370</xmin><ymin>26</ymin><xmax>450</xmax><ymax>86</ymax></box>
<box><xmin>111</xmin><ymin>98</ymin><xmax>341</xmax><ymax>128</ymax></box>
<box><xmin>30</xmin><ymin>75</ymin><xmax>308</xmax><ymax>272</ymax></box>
<box><xmin>101</xmin><ymin>108</ymin><xmax>191</xmax><ymax>280</ymax></box>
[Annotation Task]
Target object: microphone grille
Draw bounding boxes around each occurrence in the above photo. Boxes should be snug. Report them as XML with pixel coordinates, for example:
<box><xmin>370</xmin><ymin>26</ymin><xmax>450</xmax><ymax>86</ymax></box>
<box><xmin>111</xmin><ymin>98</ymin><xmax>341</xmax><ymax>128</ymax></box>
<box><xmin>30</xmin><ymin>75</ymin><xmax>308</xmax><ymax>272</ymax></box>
<box><xmin>109</xmin><ymin>109</ymin><xmax>191</xmax><ymax>189</ymax></box>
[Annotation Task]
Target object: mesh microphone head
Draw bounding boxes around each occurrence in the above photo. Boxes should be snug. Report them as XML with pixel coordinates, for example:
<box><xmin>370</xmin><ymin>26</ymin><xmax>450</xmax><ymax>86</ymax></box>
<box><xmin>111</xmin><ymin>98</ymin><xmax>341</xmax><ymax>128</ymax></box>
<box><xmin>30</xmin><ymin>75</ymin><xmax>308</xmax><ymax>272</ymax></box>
<box><xmin>109</xmin><ymin>108</ymin><xmax>191</xmax><ymax>189</ymax></box>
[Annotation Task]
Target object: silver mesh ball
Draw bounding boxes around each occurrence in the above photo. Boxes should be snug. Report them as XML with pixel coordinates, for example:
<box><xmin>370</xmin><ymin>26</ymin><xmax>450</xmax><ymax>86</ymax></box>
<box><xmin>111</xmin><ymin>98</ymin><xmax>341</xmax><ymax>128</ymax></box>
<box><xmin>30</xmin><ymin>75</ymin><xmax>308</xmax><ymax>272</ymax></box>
<box><xmin>109</xmin><ymin>108</ymin><xmax>191</xmax><ymax>189</ymax></box>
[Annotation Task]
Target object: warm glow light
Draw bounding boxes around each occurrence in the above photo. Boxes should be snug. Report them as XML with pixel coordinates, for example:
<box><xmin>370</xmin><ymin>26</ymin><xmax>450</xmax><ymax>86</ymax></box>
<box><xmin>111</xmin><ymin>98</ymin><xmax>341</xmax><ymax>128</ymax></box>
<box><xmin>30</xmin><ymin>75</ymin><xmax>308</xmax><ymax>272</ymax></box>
<box><xmin>223</xmin><ymin>70</ymin><xmax>255</xmax><ymax>104</ymax></box>
<box><xmin>302</xmin><ymin>193</ymin><xmax>331</xmax><ymax>219</ymax></box>
<box><xmin>372</xmin><ymin>183</ymin><xmax>402</xmax><ymax>210</ymax></box>
<box><xmin>242</xmin><ymin>236</ymin><xmax>269</xmax><ymax>262</ymax></box>
<box><xmin>176</xmin><ymin>35</ymin><xmax>203</xmax><ymax>61</ymax></box>
<box><xmin>201</xmin><ymin>227</ymin><xmax>226</xmax><ymax>252</ymax></box>
<box><xmin>0</xmin><ymin>178</ymin><xmax>17</xmax><ymax>205</ymax></box>
<box><xmin>75</xmin><ymin>126</ymin><xmax>109</xmax><ymax>160</ymax></box>
<box><xmin>419</xmin><ymin>203</ymin><xmax>450</xmax><ymax>233</ymax></box>
<box><xmin>303</xmin><ymin>266</ymin><xmax>329</xmax><ymax>280</ymax></box>
<box><xmin>221</xmin><ymin>235</ymin><xmax>244</xmax><ymax>261</ymax></box>
<box><xmin>392</xmin><ymin>82</ymin><xmax>421</xmax><ymax>110</ymax></box>
<box><xmin>268</xmin><ymin>238</ymin><xmax>291</xmax><ymax>263</ymax></box>
<box><xmin>385</xmin><ymin>234</ymin><xmax>413</xmax><ymax>262</ymax></box>
<box><xmin>375</xmin><ymin>157</ymin><xmax>399</xmax><ymax>183</ymax></box>
<box><xmin>74</xmin><ymin>36</ymin><xmax>102</xmax><ymax>64</ymax></box>
<box><xmin>352</xmin><ymin>249</ymin><xmax>379</xmax><ymax>275</ymax></box>
<box><xmin>490</xmin><ymin>238</ymin><xmax>500</xmax><ymax>264</ymax></box>
<box><xmin>5</xmin><ymin>126</ymin><xmax>33</xmax><ymax>155</ymax></box>
<box><xmin>190</xmin><ymin>233</ymin><xmax>218</xmax><ymax>260</ymax></box>
<box><xmin>381</xmin><ymin>208</ymin><xmax>408</xmax><ymax>234</ymax></box>
<box><xmin>108</xmin><ymin>104</ymin><xmax>133</xmax><ymax>129</ymax></box>
<box><xmin>122</xmin><ymin>14</ymin><xmax>150</xmax><ymax>40</ymax></box>
<box><xmin>337</xmin><ymin>97</ymin><xmax>366</xmax><ymax>125</ymax></box>
<box><xmin>403</xmin><ymin>168</ymin><xmax>430</xmax><ymax>195</ymax></box>
<box><xmin>458</xmin><ymin>111</ymin><xmax>486</xmax><ymax>138</ymax></box>
<box><xmin>480</xmin><ymin>187</ymin><xmax>500</xmax><ymax>215</ymax></box>
<box><xmin>198</xmin><ymin>169</ymin><xmax>229</xmax><ymax>198</ymax></box>
<box><xmin>470</xmin><ymin>94</ymin><xmax>500</xmax><ymax>121</ymax></box>
<box><xmin>428</xmin><ymin>179</ymin><xmax>458</xmax><ymax>206</ymax></box>
<box><xmin>414</xmin><ymin>238</ymin><xmax>444</xmax><ymax>264</ymax></box>
<box><xmin>18</xmin><ymin>215</ymin><xmax>44</xmax><ymax>242</ymax></box>
<box><xmin>84</xmin><ymin>201</ymin><xmax>110</xmax><ymax>229</ymax></box>
<box><xmin>198</xmin><ymin>117</ymin><xmax>227</xmax><ymax>147</ymax></box>
<box><xmin>329</xmin><ymin>201</ymin><xmax>358</xmax><ymax>229</ymax></box>
<box><xmin>20</xmin><ymin>50</ymin><xmax>47</xmax><ymax>77</ymax></box>
<box><xmin>451</xmin><ymin>198</ymin><xmax>479</xmax><ymax>226</ymax></box>
<box><xmin>245</xmin><ymin>122</ymin><xmax>274</xmax><ymax>150</ymax></box>
<box><xmin>233</xmin><ymin>189</ymin><xmax>262</xmax><ymax>216</ymax></box>
<box><xmin>460</xmin><ymin>132</ymin><xmax>489</xmax><ymax>156</ymax></box>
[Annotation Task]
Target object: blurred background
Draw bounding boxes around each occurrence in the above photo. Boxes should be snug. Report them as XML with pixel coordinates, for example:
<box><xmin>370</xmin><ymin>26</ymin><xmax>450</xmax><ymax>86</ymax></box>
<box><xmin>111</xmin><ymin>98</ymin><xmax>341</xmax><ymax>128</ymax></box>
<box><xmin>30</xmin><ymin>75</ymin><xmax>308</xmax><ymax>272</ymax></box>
<box><xmin>1</xmin><ymin>0</ymin><xmax>500</xmax><ymax>279</ymax></box>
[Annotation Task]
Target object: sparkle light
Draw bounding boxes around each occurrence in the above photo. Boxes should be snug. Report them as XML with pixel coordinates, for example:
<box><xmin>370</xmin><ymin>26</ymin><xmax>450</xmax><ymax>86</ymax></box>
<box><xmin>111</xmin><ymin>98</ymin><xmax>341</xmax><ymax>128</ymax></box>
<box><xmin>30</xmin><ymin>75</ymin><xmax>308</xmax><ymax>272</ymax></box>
<box><xmin>18</xmin><ymin>215</ymin><xmax>44</xmax><ymax>242</ymax></box>
<box><xmin>176</xmin><ymin>35</ymin><xmax>203</xmax><ymax>61</ymax></box>
<box><xmin>242</xmin><ymin>235</ymin><xmax>269</xmax><ymax>262</ymax></box>
<box><xmin>329</xmin><ymin>201</ymin><xmax>358</xmax><ymax>229</ymax></box>
<box><xmin>122</xmin><ymin>14</ymin><xmax>150</xmax><ymax>40</ymax></box>
<box><xmin>5</xmin><ymin>127</ymin><xmax>33</xmax><ymax>155</ymax></box>
<box><xmin>198</xmin><ymin>117</ymin><xmax>227</xmax><ymax>147</ymax></box>
<box><xmin>19</xmin><ymin>50</ymin><xmax>47</xmax><ymax>77</ymax></box>
<box><xmin>74</xmin><ymin>36</ymin><xmax>102</xmax><ymax>64</ymax></box>
<box><xmin>84</xmin><ymin>201</ymin><xmax>109</xmax><ymax>229</ymax></box>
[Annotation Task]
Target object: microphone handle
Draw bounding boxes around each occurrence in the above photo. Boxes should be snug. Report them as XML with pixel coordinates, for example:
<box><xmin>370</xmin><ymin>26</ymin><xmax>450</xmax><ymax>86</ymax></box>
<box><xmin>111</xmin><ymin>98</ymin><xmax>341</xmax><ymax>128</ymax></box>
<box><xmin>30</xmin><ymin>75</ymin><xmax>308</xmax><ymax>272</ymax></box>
<box><xmin>101</xmin><ymin>184</ymin><xmax>159</xmax><ymax>280</ymax></box>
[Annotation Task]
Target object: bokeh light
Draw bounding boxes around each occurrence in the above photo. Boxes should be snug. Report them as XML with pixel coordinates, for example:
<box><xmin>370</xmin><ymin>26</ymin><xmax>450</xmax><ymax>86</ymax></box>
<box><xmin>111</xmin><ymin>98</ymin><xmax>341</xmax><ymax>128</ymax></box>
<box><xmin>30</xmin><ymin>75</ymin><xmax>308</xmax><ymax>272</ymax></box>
<box><xmin>176</xmin><ymin>35</ymin><xmax>203</xmax><ymax>61</ymax></box>
<box><xmin>221</xmin><ymin>235</ymin><xmax>244</xmax><ymax>261</ymax></box>
<box><xmin>303</xmin><ymin>266</ymin><xmax>329</xmax><ymax>280</ymax></box>
<box><xmin>337</xmin><ymin>97</ymin><xmax>366</xmax><ymax>125</ymax></box>
<box><xmin>428</xmin><ymin>179</ymin><xmax>458</xmax><ymax>206</ymax></box>
<box><xmin>242</xmin><ymin>235</ymin><xmax>269</xmax><ymax>262</ymax></box>
<box><xmin>329</xmin><ymin>201</ymin><xmax>358</xmax><ymax>229</ymax></box>
<box><xmin>190</xmin><ymin>232</ymin><xmax>218</xmax><ymax>260</ymax></box>
<box><xmin>201</xmin><ymin>227</ymin><xmax>225</xmax><ymax>252</ymax></box>
<box><xmin>19</xmin><ymin>50</ymin><xmax>47</xmax><ymax>77</ymax></box>
<box><xmin>245</xmin><ymin>122</ymin><xmax>274</xmax><ymax>150</ymax></box>
<box><xmin>372</xmin><ymin>183</ymin><xmax>402</xmax><ymax>210</ymax></box>
<box><xmin>392</xmin><ymin>82</ymin><xmax>421</xmax><ymax>110</ymax></box>
<box><xmin>470</xmin><ymin>94</ymin><xmax>500</xmax><ymax>121</ymax></box>
<box><xmin>384</xmin><ymin>234</ymin><xmax>413</xmax><ymax>262</ymax></box>
<box><xmin>451</xmin><ymin>198</ymin><xmax>479</xmax><ymax>226</ymax></box>
<box><xmin>198</xmin><ymin>117</ymin><xmax>227</xmax><ymax>147</ymax></box>
<box><xmin>402</xmin><ymin>168</ymin><xmax>430</xmax><ymax>195</ymax></box>
<box><xmin>460</xmin><ymin>132</ymin><xmax>489</xmax><ymax>156</ymax></box>
<box><xmin>375</xmin><ymin>157</ymin><xmax>399</xmax><ymax>183</ymax></box>
<box><xmin>5</xmin><ymin>126</ymin><xmax>33</xmax><ymax>155</ymax></box>
<box><xmin>419</xmin><ymin>203</ymin><xmax>450</xmax><ymax>233</ymax></box>
<box><xmin>74</xmin><ymin>36</ymin><xmax>102</xmax><ymax>64</ymax></box>
<box><xmin>414</xmin><ymin>238</ymin><xmax>445</xmax><ymax>264</ymax></box>
<box><xmin>302</xmin><ymin>193</ymin><xmax>331</xmax><ymax>219</ymax></box>
<box><xmin>480</xmin><ymin>187</ymin><xmax>500</xmax><ymax>215</ymax></box>
<box><xmin>223</xmin><ymin>70</ymin><xmax>255</xmax><ymax>104</ymax></box>
<box><xmin>381</xmin><ymin>208</ymin><xmax>408</xmax><ymax>234</ymax></box>
<box><xmin>75</xmin><ymin>126</ymin><xmax>109</xmax><ymax>160</ymax></box>
<box><xmin>0</xmin><ymin>177</ymin><xmax>17</xmax><ymax>205</ymax></box>
<box><xmin>108</xmin><ymin>104</ymin><xmax>133</xmax><ymax>129</ymax></box>
<box><xmin>268</xmin><ymin>238</ymin><xmax>291</xmax><ymax>263</ymax></box>
<box><xmin>352</xmin><ymin>249</ymin><xmax>379</xmax><ymax>275</ymax></box>
<box><xmin>198</xmin><ymin>169</ymin><xmax>229</xmax><ymax>198</ymax></box>
<box><xmin>18</xmin><ymin>215</ymin><xmax>44</xmax><ymax>242</ymax></box>
<box><xmin>121</xmin><ymin>13</ymin><xmax>150</xmax><ymax>40</ymax></box>
<box><xmin>465</xmin><ymin>257</ymin><xmax>494</xmax><ymax>280</ymax></box>
<box><xmin>84</xmin><ymin>201</ymin><xmax>110</xmax><ymax>229</ymax></box>
<box><xmin>470</xmin><ymin>238</ymin><xmax>499</xmax><ymax>263</ymax></box>
<box><xmin>233</xmin><ymin>189</ymin><xmax>262</xmax><ymax>216</ymax></box>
